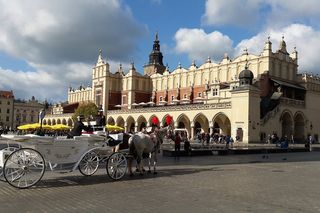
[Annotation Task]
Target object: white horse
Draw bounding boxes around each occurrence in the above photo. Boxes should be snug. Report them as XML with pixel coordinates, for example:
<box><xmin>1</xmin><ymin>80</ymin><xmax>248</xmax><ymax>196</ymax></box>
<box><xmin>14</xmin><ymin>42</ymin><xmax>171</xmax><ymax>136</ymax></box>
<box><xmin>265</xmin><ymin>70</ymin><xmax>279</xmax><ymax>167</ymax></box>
<box><xmin>128</xmin><ymin>126</ymin><xmax>170</xmax><ymax>176</ymax></box>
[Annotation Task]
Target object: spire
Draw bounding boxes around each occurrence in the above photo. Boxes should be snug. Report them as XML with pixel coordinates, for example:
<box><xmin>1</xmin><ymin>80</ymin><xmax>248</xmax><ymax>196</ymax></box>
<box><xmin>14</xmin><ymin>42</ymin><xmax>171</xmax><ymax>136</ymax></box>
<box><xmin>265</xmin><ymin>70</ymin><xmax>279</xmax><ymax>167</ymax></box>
<box><xmin>278</xmin><ymin>35</ymin><xmax>288</xmax><ymax>54</ymax></box>
<box><xmin>96</xmin><ymin>49</ymin><xmax>105</xmax><ymax>66</ymax></box>
<box><xmin>206</xmin><ymin>56</ymin><xmax>211</xmax><ymax>63</ymax></box>
<box><xmin>155</xmin><ymin>31</ymin><xmax>159</xmax><ymax>42</ymax></box>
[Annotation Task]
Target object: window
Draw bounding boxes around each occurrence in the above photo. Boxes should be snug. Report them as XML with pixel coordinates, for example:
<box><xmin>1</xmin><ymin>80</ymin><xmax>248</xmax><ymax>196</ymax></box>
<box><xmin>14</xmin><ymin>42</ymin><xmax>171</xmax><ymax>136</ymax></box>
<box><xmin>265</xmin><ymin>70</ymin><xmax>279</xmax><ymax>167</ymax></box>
<box><xmin>212</xmin><ymin>88</ymin><xmax>218</xmax><ymax>96</ymax></box>
<box><xmin>171</xmin><ymin>95</ymin><xmax>174</xmax><ymax>101</ymax></box>
<box><xmin>22</xmin><ymin>115</ymin><xmax>26</xmax><ymax>122</ymax></box>
<box><xmin>184</xmin><ymin>94</ymin><xmax>187</xmax><ymax>99</ymax></box>
<box><xmin>6</xmin><ymin>116</ymin><xmax>9</xmax><ymax>122</ymax></box>
<box><xmin>198</xmin><ymin>92</ymin><xmax>202</xmax><ymax>98</ymax></box>
<box><xmin>159</xmin><ymin>96</ymin><xmax>163</xmax><ymax>102</ymax></box>
<box><xmin>7</xmin><ymin>101</ymin><xmax>10</xmax><ymax>105</ymax></box>
<box><xmin>0</xmin><ymin>100</ymin><xmax>2</xmax><ymax>104</ymax></box>
<box><xmin>0</xmin><ymin>109</ymin><xmax>1</xmax><ymax>113</ymax></box>
<box><xmin>30</xmin><ymin>116</ymin><xmax>34</xmax><ymax>122</ymax></box>
<box><xmin>7</xmin><ymin>109</ymin><xmax>10</xmax><ymax>114</ymax></box>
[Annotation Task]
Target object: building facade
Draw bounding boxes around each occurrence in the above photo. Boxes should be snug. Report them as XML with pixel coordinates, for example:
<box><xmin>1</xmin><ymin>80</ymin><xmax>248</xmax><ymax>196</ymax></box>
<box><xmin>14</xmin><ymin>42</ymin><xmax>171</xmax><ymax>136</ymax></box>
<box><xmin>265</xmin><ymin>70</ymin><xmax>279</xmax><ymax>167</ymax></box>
<box><xmin>0</xmin><ymin>90</ymin><xmax>14</xmax><ymax>129</ymax></box>
<box><xmin>44</xmin><ymin>34</ymin><xmax>320</xmax><ymax>143</ymax></box>
<box><xmin>0</xmin><ymin>92</ymin><xmax>44</xmax><ymax>129</ymax></box>
<box><xmin>13</xmin><ymin>96</ymin><xmax>44</xmax><ymax>128</ymax></box>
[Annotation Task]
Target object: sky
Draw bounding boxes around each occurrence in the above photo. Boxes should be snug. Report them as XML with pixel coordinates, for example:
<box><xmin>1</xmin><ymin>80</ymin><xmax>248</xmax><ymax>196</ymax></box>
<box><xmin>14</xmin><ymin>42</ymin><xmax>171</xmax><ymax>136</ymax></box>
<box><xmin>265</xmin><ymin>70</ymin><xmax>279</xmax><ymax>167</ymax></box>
<box><xmin>0</xmin><ymin>0</ymin><xmax>320</xmax><ymax>103</ymax></box>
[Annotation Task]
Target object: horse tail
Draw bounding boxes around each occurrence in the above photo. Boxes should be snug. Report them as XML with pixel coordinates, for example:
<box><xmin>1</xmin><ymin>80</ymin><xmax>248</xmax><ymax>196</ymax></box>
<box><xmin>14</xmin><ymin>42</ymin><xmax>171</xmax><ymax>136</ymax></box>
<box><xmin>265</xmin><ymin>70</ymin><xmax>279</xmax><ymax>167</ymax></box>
<box><xmin>128</xmin><ymin>136</ymin><xmax>136</xmax><ymax>156</ymax></box>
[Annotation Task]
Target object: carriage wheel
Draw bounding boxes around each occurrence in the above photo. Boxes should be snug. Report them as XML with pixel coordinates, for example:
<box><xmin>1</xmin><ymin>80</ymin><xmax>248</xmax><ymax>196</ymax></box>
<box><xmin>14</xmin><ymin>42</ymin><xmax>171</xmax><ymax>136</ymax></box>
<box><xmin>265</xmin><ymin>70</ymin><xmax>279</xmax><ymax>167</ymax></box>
<box><xmin>4</xmin><ymin>148</ymin><xmax>45</xmax><ymax>189</ymax></box>
<box><xmin>78</xmin><ymin>150</ymin><xmax>100</xmax><ymax>176</ymax></box>
<box><xmin>0</xmin><ymin>146</ymin><xmax>19</xmax><ymax>182</ymax></box>
<box><xmin>106</xmin><ymin>152</ymin><xmax>127</xmax><ymax>180</ymax></box>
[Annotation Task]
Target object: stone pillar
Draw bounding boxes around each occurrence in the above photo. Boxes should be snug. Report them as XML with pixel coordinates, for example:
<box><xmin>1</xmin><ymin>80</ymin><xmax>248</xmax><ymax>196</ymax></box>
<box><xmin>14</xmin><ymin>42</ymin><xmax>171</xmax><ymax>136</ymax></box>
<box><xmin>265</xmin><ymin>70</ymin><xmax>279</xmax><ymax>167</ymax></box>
<box><xmin>124</xmin><ymin>122</ymin><xmax>128</xmax><ymax>133</ymax></box>
<box><xmin>174</xmin><ymin>121</ymin><xmax>178</xmax><ymax>129</ymax></box>
<box><xmin>191</xmin><ymin>121</ymin><xmax>195</xmax><ymax>139</ymax></box>
<box><xmin>134</xmin><ymin>122</ymin><xmax>138</xmax><ymax>133</ymax></box>
<box><xmin>209</xmin><ymin>121</ymin><xmax>214</xmax><ymax>135</ymax></box>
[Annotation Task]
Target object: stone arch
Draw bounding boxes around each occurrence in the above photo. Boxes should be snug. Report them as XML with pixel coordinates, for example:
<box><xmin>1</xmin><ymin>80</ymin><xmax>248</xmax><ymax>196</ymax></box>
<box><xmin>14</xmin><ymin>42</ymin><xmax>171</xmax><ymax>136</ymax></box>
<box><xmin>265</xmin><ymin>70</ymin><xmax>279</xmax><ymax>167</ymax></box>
<box><xmin>137</xmin><ymin>115</ymin><xmax>147</xmax><ymax>131</ymax></box>
<box><xmin>149</xmin><ymin>114</ymin><xmax>160</xmax><ymax>127</ymax></box>
<box><xmin>47</xmin><ymin>120</ymin><xmax>52</xmax><ymax>125</ymax></box>
<box><xmin>116</xmin><ymin>116</ymin><xmax>125</xmax><ymax>128</ymax></box>
<box><xmin>67</xmin><ymin>118</ymin><xmax>73</xmax><ymax>127</ymax></box>
<box><xmin>193</xmin><ymin>113</ymin><xmax>209</xmax><ymax>135</ymax></box>
<box><xmin>43</xmin><ymin>120</ymin><xmax>47</xmax><ymax>125</ymax></box>
<box><xmin>107</xmin><ymin>116</ymin><xmax>115</xmax><ymax>125</ymax></box>
<box><xmin>280</xmin><ymin>110</ymin><xmax>293</xmax><ymax>138</ymax></box>
<box><xmin>126</xmin><ymin>116</ymin><xmax>135</xmax><ymax>133</ymax></box>
<box><xmin>176</xmin><ymin>113</ymin><xmax>191</xmax><ymax>139</ymax></box>
<box><xmin>294</xmin><ymin>111</ymin><xmax>305</xmax><ymax>143</ymax></box>
<box><xmin>52</xmin><ymin>119</ymin><xmax>56</xmax><ymax>125</ymax></box>
<box><xmin>212</xmin><ymin>112</ymin><xmax>231</xmax><ymax>136</ymax></box>
<box><xmin>62</xmin><ymin>119</ymin><xmax>67</xmax><ymax>125</ymax></box>
<box><xmin>57</xmin><ymin>119</ymin><xmax>61</xmax><ymax>124</ymax></box>
<box><xmin>161</xmin><ymin>114</ymin><xmax>173</xmax><ymax>127</ymax></box>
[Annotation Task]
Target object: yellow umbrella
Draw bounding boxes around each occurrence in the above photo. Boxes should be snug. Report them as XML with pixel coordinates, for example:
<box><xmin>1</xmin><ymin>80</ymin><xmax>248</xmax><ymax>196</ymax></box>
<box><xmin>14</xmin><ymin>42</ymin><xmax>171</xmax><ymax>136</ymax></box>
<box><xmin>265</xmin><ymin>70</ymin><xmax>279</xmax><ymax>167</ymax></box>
<box><xmin>17</xmin><ymin>124</ymin><xmax>33</xmax><ymax>130</ymax></box>
<box><xmin>51</xmin><ymin>124</ymin><xmax>71</xmax><ymax>130</ymax></box>
<box><xmin>106</xmin><ymin>124</ymin><xmax>124</xmax><ymax>131</ymax></box>
<box><xmin>17</xmin><ymin>123</ymin><xmax>52</xmax><ymax>130</ymax></box>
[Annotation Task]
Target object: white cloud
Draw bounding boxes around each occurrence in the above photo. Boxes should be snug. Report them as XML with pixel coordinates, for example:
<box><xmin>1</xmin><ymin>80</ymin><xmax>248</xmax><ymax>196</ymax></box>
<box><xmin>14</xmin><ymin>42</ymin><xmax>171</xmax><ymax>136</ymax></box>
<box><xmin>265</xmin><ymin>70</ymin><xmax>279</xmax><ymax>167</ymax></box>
<box><xmin>0</xmin><ymin>0</ymin><xmax>146</xmax><ymax>102</ymax></box>
<box><xmin>266</xmin><ymin>0</ymin><xmax>320</xmax><ymax>28</ymax></box>
<box><xmin>174</xmin><ymin>28</ymin><xmax>233</xmax><ymax>62</ymax></box>
<box><xmin>202</xmin><ymin>0</ymin><xmax>320</xmax><ymax>29</ymax></box>
<box><xmin>202</xmin><ymin>0</ymin><xmax>262</xmax><ymax>27</ymax></box>
<box><xmin>235</xmin><ymin>24</ymin><xmax>320</xmax><ymax>73</ymax></box>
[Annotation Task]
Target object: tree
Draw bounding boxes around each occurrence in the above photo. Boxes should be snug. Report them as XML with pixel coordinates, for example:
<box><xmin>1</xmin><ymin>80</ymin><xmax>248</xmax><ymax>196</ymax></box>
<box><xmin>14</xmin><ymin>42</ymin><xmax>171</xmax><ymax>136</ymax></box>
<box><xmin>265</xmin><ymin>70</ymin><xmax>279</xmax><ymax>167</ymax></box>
<box><xmin>72</xmin><ymin>102</ymin><xmax>98</xmax><ymax>123</ymax></box>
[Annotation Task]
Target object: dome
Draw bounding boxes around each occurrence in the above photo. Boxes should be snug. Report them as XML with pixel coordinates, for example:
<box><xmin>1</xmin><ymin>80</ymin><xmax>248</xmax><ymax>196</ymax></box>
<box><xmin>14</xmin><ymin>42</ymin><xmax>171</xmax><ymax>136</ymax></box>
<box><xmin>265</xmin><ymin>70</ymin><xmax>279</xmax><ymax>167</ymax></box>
<box><xmin>239</xmin><ymin>66</ymin><xmax>254</xmax><ymax>85</ymax></box>
<box><xmin>239</xmin><ymin>68</ymin><xmax>254</xmax><ymax>79</ymax></box>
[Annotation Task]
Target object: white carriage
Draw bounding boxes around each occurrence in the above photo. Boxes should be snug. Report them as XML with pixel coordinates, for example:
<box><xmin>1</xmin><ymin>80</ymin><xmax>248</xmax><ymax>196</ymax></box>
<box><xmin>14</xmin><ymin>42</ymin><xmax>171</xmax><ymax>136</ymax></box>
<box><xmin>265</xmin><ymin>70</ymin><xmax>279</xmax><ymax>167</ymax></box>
<box><xmin>0</xmin><ymin>134</ymin><xmax>128</xmax><ymax>189</ymax></box>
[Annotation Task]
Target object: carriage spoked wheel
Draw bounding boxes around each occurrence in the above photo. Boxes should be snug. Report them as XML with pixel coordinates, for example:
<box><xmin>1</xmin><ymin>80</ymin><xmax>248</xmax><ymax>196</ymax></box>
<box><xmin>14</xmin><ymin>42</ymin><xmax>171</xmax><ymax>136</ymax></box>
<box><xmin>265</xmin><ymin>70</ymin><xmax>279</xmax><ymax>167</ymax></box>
<box><xmin>78</xmin><ymin>150</ymin><xmax>100</xmax><ymax>176</ymax></box>
<box><xmin>0</xmin><ymin>147</ymin><xmax>20</xmax><ymax>182</ymax></box>
<box><xmin>106</xmin><ymin>152</ymin><xmax>127</xmax><ymax>180</ymax></box>
<box><xmin>4</xmin><ymin>148</ymin><xmax>45</xmax><ymax>189</ymax></box>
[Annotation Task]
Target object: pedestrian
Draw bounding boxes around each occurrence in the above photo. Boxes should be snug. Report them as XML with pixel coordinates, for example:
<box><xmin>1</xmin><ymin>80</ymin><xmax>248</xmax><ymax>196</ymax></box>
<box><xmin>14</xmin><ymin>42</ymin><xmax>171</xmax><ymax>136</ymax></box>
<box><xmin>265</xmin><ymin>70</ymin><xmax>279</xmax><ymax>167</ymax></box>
<box><xmin>174</xmin><ymin>131</ymin><xmax>181</xmax><ymax>157</ymax></box>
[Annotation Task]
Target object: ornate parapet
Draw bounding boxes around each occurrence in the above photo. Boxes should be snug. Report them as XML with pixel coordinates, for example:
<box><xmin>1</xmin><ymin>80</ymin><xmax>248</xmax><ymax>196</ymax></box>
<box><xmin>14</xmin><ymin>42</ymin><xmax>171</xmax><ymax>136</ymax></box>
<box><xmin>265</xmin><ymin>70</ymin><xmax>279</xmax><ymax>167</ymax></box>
<box><xmin>108</xmin><ymin>102</ymin><xmax>231</xmax><ymax>115</ymax></box>
<box><xmin>280</xmin><ymin>97</ymin><xmax>305</xmax><ymax>108</ymax></box>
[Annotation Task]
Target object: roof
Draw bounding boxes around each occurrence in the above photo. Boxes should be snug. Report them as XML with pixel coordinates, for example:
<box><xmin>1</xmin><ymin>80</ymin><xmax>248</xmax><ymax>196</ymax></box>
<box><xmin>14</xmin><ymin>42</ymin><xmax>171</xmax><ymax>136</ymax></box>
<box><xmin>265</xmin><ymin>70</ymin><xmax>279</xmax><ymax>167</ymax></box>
<box><xmin>271</xmin><ymin>78</ymin><xmax>305</xmax><ymax>90</ymax></box>
<box><xmin>0</xmin><ymin>90</ymin><xmax>14</xmax><ymax>98</ymax></box>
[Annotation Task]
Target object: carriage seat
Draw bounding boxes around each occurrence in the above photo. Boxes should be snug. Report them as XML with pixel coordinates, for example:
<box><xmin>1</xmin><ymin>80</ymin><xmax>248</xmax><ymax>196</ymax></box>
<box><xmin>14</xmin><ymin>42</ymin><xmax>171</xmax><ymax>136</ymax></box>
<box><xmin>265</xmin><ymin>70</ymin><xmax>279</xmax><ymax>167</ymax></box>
<box><xmin>107</xmin><ymin>133</ymin><xmax>123</xmax><ymax>147</ymax></box>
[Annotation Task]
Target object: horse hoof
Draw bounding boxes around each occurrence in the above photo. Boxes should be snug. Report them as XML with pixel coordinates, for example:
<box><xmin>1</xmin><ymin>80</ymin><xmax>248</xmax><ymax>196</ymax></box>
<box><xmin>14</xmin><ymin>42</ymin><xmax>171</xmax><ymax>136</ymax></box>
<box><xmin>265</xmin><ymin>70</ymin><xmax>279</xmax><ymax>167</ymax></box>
<box><xmin>153</xmin><ymin>171</ymin><xmax>158</xmax><ymax>175</ymax></box>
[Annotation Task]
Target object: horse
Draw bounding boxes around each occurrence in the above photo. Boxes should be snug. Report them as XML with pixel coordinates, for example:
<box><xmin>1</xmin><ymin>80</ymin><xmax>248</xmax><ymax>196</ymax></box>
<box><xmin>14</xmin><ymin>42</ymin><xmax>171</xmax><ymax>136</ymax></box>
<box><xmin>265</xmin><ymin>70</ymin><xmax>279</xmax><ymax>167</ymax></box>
<box><xmin>128</xmin><ymin>126</ymin><xmax>170</xmax><ymax>176</ymax></box>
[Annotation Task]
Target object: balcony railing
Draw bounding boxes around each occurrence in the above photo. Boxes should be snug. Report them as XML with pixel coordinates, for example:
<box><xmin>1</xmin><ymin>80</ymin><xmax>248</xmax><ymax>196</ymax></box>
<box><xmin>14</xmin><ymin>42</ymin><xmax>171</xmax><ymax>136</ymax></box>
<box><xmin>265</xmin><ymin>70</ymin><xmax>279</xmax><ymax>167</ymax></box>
<box><xmin>108</xmin><ymin>102</ymin><xmax>232</xmax><ymax>114</ymax></box>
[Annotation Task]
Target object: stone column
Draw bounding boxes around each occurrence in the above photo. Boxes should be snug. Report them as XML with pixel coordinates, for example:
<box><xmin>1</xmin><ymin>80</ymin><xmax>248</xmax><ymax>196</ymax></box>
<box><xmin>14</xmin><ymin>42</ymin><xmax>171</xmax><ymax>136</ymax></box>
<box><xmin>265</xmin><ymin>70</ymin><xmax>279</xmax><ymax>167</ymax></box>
<box><xmin>209</xmin><ymin>121</ymin><xmax>214</xmax><ymax>135</ymax></box>
<box><xmin>134</xmin><ymin>122</ymin><xmax>138</xmax><ymax>133</ymax></box>
<box><xmin>190</xmin><ymin>121</ymin><xmax>195</xmax><ymax>139</ymax></box>
<box><xmin>124</xmin><ymin>122</ymin><xmax>128</xmax><ymax>133</ymax></box>
<box><xmin>174</xmin><ymin>121</ymin><xmax>178</xmax><ymax>129</ymax></box>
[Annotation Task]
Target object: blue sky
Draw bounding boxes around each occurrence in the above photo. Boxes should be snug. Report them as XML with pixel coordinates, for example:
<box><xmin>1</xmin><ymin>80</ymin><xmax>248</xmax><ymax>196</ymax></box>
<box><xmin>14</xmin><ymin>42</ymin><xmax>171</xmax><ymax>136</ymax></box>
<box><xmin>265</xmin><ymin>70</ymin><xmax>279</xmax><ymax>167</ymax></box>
<box><xmin>0</xmin><ymin>0</ymin><xmax>320</xmax><ymax>103</ymax></box>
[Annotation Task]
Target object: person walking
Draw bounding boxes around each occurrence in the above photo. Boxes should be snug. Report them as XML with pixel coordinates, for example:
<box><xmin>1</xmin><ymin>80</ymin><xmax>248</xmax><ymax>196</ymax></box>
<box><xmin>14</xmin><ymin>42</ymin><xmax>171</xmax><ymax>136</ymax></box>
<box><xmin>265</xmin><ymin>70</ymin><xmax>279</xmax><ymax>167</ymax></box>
<box><xmin>174</xmin><ymin>132</ymin><xmax>181</xmax><ymax>158</ymax></box>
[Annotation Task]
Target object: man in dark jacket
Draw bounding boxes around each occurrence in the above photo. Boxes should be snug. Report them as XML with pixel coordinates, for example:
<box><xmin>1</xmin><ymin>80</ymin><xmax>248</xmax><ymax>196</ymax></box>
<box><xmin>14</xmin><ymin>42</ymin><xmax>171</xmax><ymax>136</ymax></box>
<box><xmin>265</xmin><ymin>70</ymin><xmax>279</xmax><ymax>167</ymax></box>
<box><xmin>96</xmin><ymin>111</ymin><xmax>106</xmax><ymax>127</ymax></box>
<box><xmin>67</xmin><ymin>115</ymin><xmax>90</xmax><ymax>138</ymax></box>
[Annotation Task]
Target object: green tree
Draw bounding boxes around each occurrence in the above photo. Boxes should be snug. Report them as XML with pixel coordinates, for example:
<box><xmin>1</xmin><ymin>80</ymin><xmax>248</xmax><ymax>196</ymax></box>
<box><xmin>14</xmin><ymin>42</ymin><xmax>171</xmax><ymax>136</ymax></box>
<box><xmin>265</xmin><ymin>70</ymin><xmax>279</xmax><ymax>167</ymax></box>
<box><xmin>72</xmin><ymin>102</ymin><xmax>98</xmax><ymax>123</ymax></box>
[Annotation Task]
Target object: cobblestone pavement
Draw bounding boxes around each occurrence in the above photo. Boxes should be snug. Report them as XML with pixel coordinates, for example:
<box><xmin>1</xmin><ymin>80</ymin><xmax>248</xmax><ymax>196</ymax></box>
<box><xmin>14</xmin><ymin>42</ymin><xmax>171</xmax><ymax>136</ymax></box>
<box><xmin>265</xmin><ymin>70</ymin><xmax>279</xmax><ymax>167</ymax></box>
<box><xmin>1</xmin><ymin>152</ymin><xmax>320</xmax><ymax>213</ymax></box>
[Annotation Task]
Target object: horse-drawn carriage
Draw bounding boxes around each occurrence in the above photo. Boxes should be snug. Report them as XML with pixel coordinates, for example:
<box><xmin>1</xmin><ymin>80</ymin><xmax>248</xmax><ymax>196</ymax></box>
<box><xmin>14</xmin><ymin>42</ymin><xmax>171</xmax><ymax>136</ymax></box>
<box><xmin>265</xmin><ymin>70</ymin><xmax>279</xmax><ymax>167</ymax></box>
<box><xmin>0</xmin><ymin>133</ymin><xmax>128</xmax><ymax>189</ymax></box>
<box><xmin>0</xmin><ymin>125</ymin><xmax>170</xmax><ymax>189</ymax></box>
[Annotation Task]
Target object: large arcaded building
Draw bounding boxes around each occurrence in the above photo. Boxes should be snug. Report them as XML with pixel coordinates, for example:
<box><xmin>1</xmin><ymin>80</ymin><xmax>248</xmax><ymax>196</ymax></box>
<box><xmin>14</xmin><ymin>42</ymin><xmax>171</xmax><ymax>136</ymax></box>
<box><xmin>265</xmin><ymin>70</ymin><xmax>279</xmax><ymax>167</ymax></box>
<box><xmin>44</xmin><ymin>34</ymin><xmax>320</xmax><ymax>143</ymax></box>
